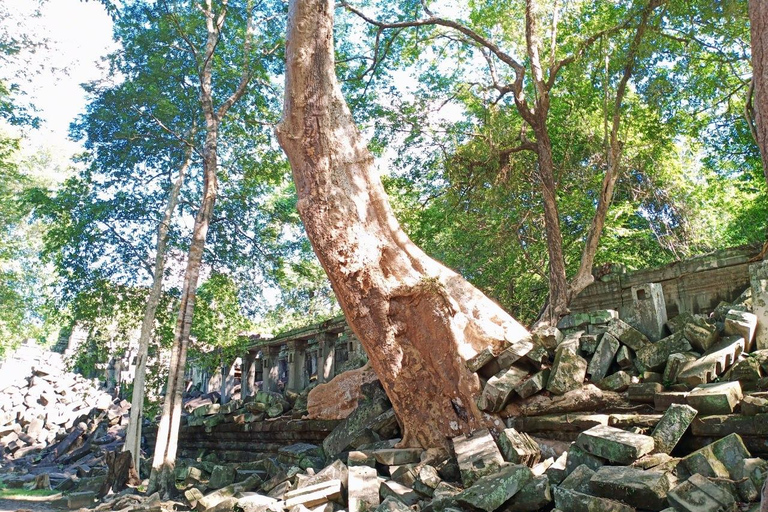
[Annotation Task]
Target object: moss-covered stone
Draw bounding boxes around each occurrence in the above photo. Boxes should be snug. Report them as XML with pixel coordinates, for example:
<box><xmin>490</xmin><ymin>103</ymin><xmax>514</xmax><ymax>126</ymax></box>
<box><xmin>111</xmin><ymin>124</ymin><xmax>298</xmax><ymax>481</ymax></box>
<box><xmin>575</xmin><ymin>425</ymin><xmax>655</xmax><ymax>464</ymax></box>
<box><xmin>456</xmin><ymin>464</ymin><xmax>533</xmax><ymax>512</ymax></box>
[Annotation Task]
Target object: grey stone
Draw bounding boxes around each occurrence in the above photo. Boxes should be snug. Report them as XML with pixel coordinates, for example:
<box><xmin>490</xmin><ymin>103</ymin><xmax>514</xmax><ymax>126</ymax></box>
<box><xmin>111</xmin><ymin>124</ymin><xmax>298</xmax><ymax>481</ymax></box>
<box><xmin>616</xmin><ymin>346</ymin><xmax>634</xmax><ymax>370</ymax></box>
<box><xmin>667</xmin><ymin>473</ymin><xmax>736</xmax><ymax>512</ymax></box>
<box><xmin>374</xmin><ymin>496</ymin><xmax>413</xmax><ymax>512</ymax></box>
<box><xmin>575</xmin><ymin>424</ymin><xmax>655</xmax><ymax>464</ymax></box>
<box><xmin>651</xmin><ymin>403</ymin><xmax>698</xmax><ymax>454</ymax></box>
<box><xmin>590</xmin><ymin>310</ymin><xmax>619</xmax><ymax>325</ymax></box>
<box><xmin>284</xmin><ymin>479</ymin><xmax>342</xmax><ymax>509</ymax></box>
<box><xmin>731</xmin><ymin>458</ymin><xmax>768</xmax><ymax>503</ymax></box>
<box><xmin>725</xmin><ymin>357</ymin><xmax>762</xmax><ymax>387</ymax></box>
<box><xmin>455</xmin><ymin>464</ymin><xmax>533</xmax><ymax>512</ymax></box>
<box><xmin>467</xmin><ymin>348</ymin><xmax>496</xmax><ymax>372</ymax></box>
<box><xmin>676</xmin><ymin>336</ymin><xmax>746</xmax><ymax>387</ymax></box>
<box><xmin>323</xmin><ymin>397</ymin><xmax>395</xmax><ymax>458</ymax></box>
<box><xmin>498</xmin><ymin>428</ymin><xmax>540</xmax><ymax>467</ymax></box>
<box><xmin>629</xmin><ymin>283</ymin><xmax>668</xmax><ymax>342</ymax></box>
<box><xmin>654</xmin><ymin>391</ymin><xmax>690</xmax><ymax>412</ymax></box>
<box><xmin>724</xmin><ymin>309</ymin><xmax>758</xmax><ymax>350</ymax></box>
<box><xmin>545</xmin><ymin>451</ymin><xmax>567</xmax><ymax>484</ymax></box>
<box><xmin>507</xmin><ymin>474</ymin><xmax>552</xmax><ymax>512</ymax></box>
<box><xmin>557</xmin><ymin>313</ymin><xmax>591</xmax><ymax>330</ymax></box>
<box><xmin>579</xmin><ymin>334</ymin><xmax>600</xmax><ymax>356</ymax></box>
<box><xmin>564</xmin><ymin>443</ymin><xmax>604</xmax><ymax>475</ymax></box>
<box><xmin>750</xmin><ymin>260</ymin><xmax>768</xmax><ymax>350</ymax></box>
<box><xmin>451</xmin><ymin>428</ymin><xmax>505</xmax><ymax>487</ymax></box>
<box><xmin>667</xmin><ymin>313</ymin><xmax>694</xmax><ymax>335</ymax></box>
<box><xmin>589</xmin><ymin>466</ymin><xmax>676</xmax><ymax>511</ymax></box>
<box><xmin>628</xmin><ymin>382</ymin><xmax>664</xmax><ymax>403</ymax></box>
<box><xmin>348</xmin><ymin>465</ymin><xmax>380</xmax><ymax>512</ymax></box>
<box><xmin>554</xmin><ymin>465</ymin><xmax>633</xmax><ymax>512</ymax></box>
<box><xmin>683</xmin><ymin>316</ymin><xmax>719</xmax><ymax>353</ymax></box>
<box><xmin>477</xmin><ymin>365</ymin><xmax>528</xmax><ymax>412</ymax></box>
<box><xmin>379</xmin><ymin>480</ymin><xmax>421</xmax><ymax>507</ymax></box>
<box><xmin>587</xmin><ymin>333</ymin><xmax>620</xmax><ymax>382</ymax></box>
<box><xmin>546</xmin><ymin>343</ymin><xmax>588</xmax><ymax>395</ymax></box>
<box><xmin>237</xmin><ymin>493</ymin><xmax>281</xmax><ymax>512</ymax></box>
<box><xmin>208</xmin><ymin>465</ymin><xmax>236</xmax><ymax>490</ymax></box>
<box><xmin>596</xmin><ymin>370</ymin><xmax>631</xmax><ymax>392</ymax></box>
<box><xmin>532</xmin><ymin>326</ymin><xmax>563</xmax><ymax>351</ymax></box>
<box><xmin>741</xmin><ymin>395</ymin><xmax>768</xmax><ymax>415</ymax></box>
<box><xmin>680</xmin><ymin>433</ymin><xmax>751</xmax><ymax>479</ymax></box>
<box><xmin>514</xmin><ymin>369</ymin><xmax>550</xmax><ymax>399</ymax></box>
<box><xmin>663</xmin><ymin>352</ymin><xmax>699</xmax><ymax>384</ymax></box>
<box><xmin>607</xmin><ymin>318</ymin><xmax>651</xmax><ymax>351</ymax></box>
<box><xmin>635</xmin><ymin>332</ymin><xmax>693</xmax><ymax>373</ymax></box>
<box><xmin>686</xmin><ymin>381</ymin><xmax>743</xmax><ymax>415</ymax></box>
<box><xmin>372</xmin><ymin>449</ymin><xmax>422</xmax><ymax>466</ymax></box>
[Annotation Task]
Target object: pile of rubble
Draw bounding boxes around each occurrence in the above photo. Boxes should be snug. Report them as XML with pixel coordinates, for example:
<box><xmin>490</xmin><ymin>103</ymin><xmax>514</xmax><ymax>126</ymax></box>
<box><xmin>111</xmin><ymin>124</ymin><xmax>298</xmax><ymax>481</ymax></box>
<box><xmin>0</xmin><ymin>342</ymin><xmax>131</xmax><ymax>494</ymax></box>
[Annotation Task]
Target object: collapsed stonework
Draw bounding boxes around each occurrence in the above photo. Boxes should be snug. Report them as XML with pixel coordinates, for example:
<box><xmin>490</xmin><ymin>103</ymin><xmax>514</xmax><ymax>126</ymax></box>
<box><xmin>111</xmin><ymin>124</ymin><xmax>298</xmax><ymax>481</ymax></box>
<box><xmin>2</xmin><ymin>252</ymin><xmax>768</xmax><ymax>512</ymax></box>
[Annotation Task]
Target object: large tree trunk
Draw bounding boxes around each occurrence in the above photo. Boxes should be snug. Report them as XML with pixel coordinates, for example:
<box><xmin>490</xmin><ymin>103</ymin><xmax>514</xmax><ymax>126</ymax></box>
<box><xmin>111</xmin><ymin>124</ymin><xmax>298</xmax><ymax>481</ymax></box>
<box><xmin>276</xmin><ymin>0</ymin><xmax>530</xmax><ymax>450</ymax></box>
<box><xmin>750</xmin><ymin>0</ymin><xmax>768</xmax><ymax>187</ymax></box>
<box><xmin>123</xmin><ymin>151</ymin><xmax>191</xmax><ymax>476</ymax></box>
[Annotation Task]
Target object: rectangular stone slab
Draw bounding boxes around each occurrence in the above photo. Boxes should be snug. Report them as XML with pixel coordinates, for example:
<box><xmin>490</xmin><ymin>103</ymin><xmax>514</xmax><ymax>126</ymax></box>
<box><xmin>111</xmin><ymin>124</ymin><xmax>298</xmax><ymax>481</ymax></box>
<box><xmin>589</xmin><ymin>466</ymin><xmax>676</xmax><ymax>511</ymax></box>
<box><xmin>451</xmin><ymin>429</ymin><xmax>505</xmax><ymax>487</ymax></box>
<box><xmin>575</xmin><ymin>424</ymin><xmax>655</xmax><ymax>464</ymax></box>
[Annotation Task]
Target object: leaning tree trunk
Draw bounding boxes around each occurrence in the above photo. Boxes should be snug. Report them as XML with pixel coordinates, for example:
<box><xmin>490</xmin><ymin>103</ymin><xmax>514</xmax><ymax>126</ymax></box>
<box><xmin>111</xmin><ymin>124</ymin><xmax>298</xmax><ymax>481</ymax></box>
<box><xmin>750</xmin><ymin>0</ymin><xmax>768</xmax><ymax>187</ymax></box>
<box><xmin>276</xmin><ymin>0</ymin><xmax>530</xmax><ymax>449</ymax></box>
<box><xmin>123</xmin><ymin>151</ymin><xmax>191</xmax><ymax>475</ymax></box>
<box><xmin>147</xmin><ymin>141</ymin><xmax>218</xmax><ymax>497</ymax></box>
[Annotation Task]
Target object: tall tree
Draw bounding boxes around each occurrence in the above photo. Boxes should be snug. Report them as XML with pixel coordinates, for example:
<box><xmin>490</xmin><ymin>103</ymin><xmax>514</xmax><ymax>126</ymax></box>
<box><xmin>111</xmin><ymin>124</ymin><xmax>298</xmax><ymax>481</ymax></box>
<box><xmin>751</xmin><ymin>0</ymin><xmax>768</xmax><ymax>186</ymax></box>
<box><xmin>277</xmin><ymin>0</ymin><xmax>530</xmax><ymax>449</ymax></box>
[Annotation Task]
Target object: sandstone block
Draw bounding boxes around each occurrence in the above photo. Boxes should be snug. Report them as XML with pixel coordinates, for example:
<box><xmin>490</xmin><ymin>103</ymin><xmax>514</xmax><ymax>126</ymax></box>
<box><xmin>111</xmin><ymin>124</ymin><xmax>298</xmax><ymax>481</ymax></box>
<box><xmin>686</xmin><ymin>381</ymin><xmax>743</xmax><ymax>415</ymax></box>
<box><xmin>587</xmin><ymin>333</ymin><xmax>620</xmax><ymax>382</ymax></box>
<box><xmin>651</xmin><ymin>403</ymin><xmax>697</xmax><ymax>454</ymax></box>
<box><xmin>589</xmin><ymin>466</ymin><xmax>676</xmax><ymax>511</ymax></box>
<box><xmin>667</xmin><ymin>473</ymin><xmax>736</xmax><ymax>512</ymax></box>
<box><xmin>451</xmin><ymin>429</ymin><xmax>505</xmax><ymax>487</ymax></box>
<box><xmin>575</xmin><ymin>424</ymin><xmax>655</xmax><ymax>464</ymax></box>
<box><xmin>546</xmin><ymin>343</ymin><xmax>587</xmax><ymax>395</ymax></box>
<box><xmin>456</xmin><ymin>464</ymin><xmax>533</xmax><ymax>512</ymax></box>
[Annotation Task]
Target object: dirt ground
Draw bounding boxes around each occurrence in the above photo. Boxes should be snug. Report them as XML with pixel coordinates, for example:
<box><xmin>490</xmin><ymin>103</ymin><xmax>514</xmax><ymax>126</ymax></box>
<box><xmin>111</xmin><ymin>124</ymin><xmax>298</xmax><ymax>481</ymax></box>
<box><xmin>0</xmin><ymin>496</ymin><xmax>64</xmax><ymax>512</ymax></box>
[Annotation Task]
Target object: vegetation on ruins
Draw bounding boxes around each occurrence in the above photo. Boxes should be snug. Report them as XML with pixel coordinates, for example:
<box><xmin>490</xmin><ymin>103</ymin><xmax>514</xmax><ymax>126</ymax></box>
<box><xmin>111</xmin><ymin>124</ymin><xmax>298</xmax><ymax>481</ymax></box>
<box><xmin>1</xmin><ymin>0</ymin><xmax>768</xmax><ymax>491</ymax></box>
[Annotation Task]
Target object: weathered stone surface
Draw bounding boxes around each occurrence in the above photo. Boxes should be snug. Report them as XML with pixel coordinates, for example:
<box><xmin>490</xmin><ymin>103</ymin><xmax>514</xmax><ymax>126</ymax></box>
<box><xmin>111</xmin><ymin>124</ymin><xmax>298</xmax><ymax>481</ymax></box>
<box><xmin>667</xmin><ymin>473</ymin><xmax>736</xmax><ymax>512</ymax></box>
<box><xmin>741</xmin><ymin>395</ymin><xmax>768</xmax><ymax>415</ymax></box>
<box><xmin>731</xmin><ymin>458</ymin><xmax>768</xmax><ymax>503</ymax></box>
<box><xmin>322</xmin><ymin>396</ymin><xmax>396</xmax><ymax>458</ymax></box>
<box><xmin>478</xmin><ymin>365</ymin><xmax>528</xmax><ymax>412</ymax></box>
<box><xmin>587</xmin><ymin>333</ymin><xmax>620</xmax><ymax>382</ymax></box>
<box><xmin>306</xmin><ymin>366</ymin><xmax>379</xmax><ymax>420</ymax></box>
<box><xmin>628</xmin><ymin>382</ymin><xmax>664</xmax><ymax>404</ymax></box>
<box><xmin>580</xmin><ymin>334</ymin><xmax>600</xmax><ymax>355</ymax></box>
<box><xmin>498</xmin><ymin>428</ymin><xmax>540</xmax><ymax>467</ymax></box>
<box><xmin>724</xmin><ymin>357</ymin><xmax>762</xmax><ymax>388</ymax></box>
<box><xmin>663</xmin><ymin>352</ymin><xmax>699</xmax><ymax>385</ymax></box>
<box><xmin>724</xmin><ymin>309</ymin><xmax>757</xmax><ymax>350</ymax></box>
<box><xmin>680</xmin><ymin>433</ymin><xmax>750</xmax><ymax>479</ymax></box>
<box><xmin>635</xmin><ymin>333</ymin><xmax>693</xmax><ymax>373</ymax></box>
<box><xmin>676</xmin><ymin>336</ymin><xmax>745</xmax><ymax>387</ymax></box>
<box><xmin>628</xmin><ymin>283</ymin><xmax>668</xmax><ymax>342</ymax></box>
<box><xmin>546</xmin><ymin>343</ymin><xmax>588</xmax><ymax>396</ymax></box>
<box><xmin>467</xmin><ymin>348</ymin><xmax>496</xmax><ymax>372</ymax></box>
<box><xmin>558</xmin><ymin>313</ymin><xmax>592</xmax><ymax>330</ymax></box>
<box><xmin>379</xmin><ymin>480</ymin><xmax>421</xmax><ymax>506</ymax></box>
<box><xmin>456</xmin><ymin>464</ymin><xmax>533</xmax><ymax>512</ymax></box>
<box><xmin>208</xmin><ymin>464</ymin><xmax>236</xmax><ymax>490</ymax></box>
<box><xmin>532</xmin><ymin>326</ymin><xmax>563</xmax><ymax>351</ymax></box>
<box><xmin>750</xmin><ymin>260</ymin><xmax>768</xmax><ymax>350</ymax></box>
<box><xmin>597</xmin><ymin>371</ymin><xmax>631</xmax><ymax>392</ymax></box>
<box><xmin>514</xmin><ymin>369</ymin><xmax>550</xmax><ymax>399</ymax></box>
<box><xmin>607</xmin><ymin>318</ymin><xmax>651</xmax><ymax>351</ymax></box>
<box><xmin>237</xmin><ymin>493</ymin><xmax>281</xmax><ymax>512</ymax></box>
<box><xmin>375</xmin><ymin>496</ymin><xmax>413</xmax><ymax>512</ymax></box>
<box><xmin>589</xmin><ymin>466</ymin><xmax>676</xmax><ymax>511</ymax></box>
<box><xmin>372</xmin><ymin>448</ymin><xmax>422</xmax><ymax>466</ymax></box>
<box><xmin>545</xmin><ymin>452</ymin><xmax>567</xmax><ymax>485</ymax></box>
<box><xmin>284</xmin><ymin>479</ymin><xmax>342</xmax><ymax>508</ymax></box>
<box><xmin>348</xmin><ymin>465</ymin><xmax>380</xmax><ymax>512</ymax></box>
<box><xmin>616</xmin><ymin>346</ymin><xmax>634</xmax><ymax>370</ymax></box>
<box><xmin>686</xmin><ymin>381</ymin><xmax>743</xmax><ymax>415</ymax></box>
<box><xmin>651</xmin><ymin>404</ymin><xmax>697</xmax><ymax>454</ymax></box>
<box><xmin>554</xmin><ymin>465</ymin><xmax>634</xmax><ymax>512</ymax></box>
<box><xmin>575</xmin><ymin>424</ymin><xmax>655</xmax><ymax>464</ymax></box>
<box><xmin>667</xmin><ymin>313</ymin><xmax>694</xmax><ymax>335</ymax></box>
<box><xmin>683</xmin><ymin>316</ymin><xmax>719</xmax><ymax>353</ymax></box>
<box><xmin>564</xmin><ymin>444</ymin><xmax>604</xmax><ymax>475</ymax></box>
<box><xmin>198</xmin><ymin>475</ymin><xmax>262</xmax><ymax>511</ymax></box>
<box><xmin>507</xmin><ymin>474</ymin><xmax>552</xmax><ymax>512</ymax></box>
<box><xmin>451</xmin><ymin>429</ymin><xmax>505</xmax><ymax>487</ymax></box>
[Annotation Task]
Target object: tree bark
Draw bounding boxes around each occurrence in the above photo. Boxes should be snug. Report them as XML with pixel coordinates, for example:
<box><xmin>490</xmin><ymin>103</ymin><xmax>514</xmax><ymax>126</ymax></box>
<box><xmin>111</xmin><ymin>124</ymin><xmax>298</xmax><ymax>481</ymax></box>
<box><xmin>123</xmin><ymin>149</ymin><xmax>191</xmax><ymax>476</ymax></box>
<box><xmin>750</xmin><ymin>0</ymin><xmax>768</xmax><ymax>187</ymax></box>
<box><xmin>277</xmin><ymin>0</ymin><xmax>530</xmax><ymax>450</ymax></box>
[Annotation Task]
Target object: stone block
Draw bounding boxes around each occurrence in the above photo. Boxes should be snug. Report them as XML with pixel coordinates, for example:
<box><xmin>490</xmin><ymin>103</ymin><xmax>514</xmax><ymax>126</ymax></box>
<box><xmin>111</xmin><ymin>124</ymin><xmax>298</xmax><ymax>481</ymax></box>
<box><xmin>667</xmin><ymin>473</ymin><xmax>736</xmax><ymax>512</ymax></box>
<box><xmin>532</xmin><ymin>326</ymin><xmax>563</xmax><ymax>351</ymax></box>
<box><xmin>208</xmin><ymin>465</ymin><xmax>236</xmax><ymax>490</ymax></box>
<box><xmin>348</xmin><ymin>465</ymin><xmax>380</xmax><ymax>512</ymax></box>
<box><xmin>237</xmin><ymin>493</ymin><xmax>281</xmax><ymax>512</ymax></box>
<box><xmin>412</xmin><ymin>465</ymin><xmax>441</xmax><ymax>497</ymax></box>
<box><xmin>467</xmin><ymin>348</ymin><xmax>496</xmax><ymax>372</ymax></box>
<box><xmin>575</xmin><ymin>424</ymin><xmax>655</xmax><ymax>464</ymax></box>
<box><xmin>284</xmin><ymin>479</ymin><xmax>342</xmax><ymax>509</ymax></box>
<box><xmin>456</xmin><ymin>464</ymin><xmax>533</xmax><ymax>512</ymax></box>
<box><xmin>587</xmin><ymin>333</ymin><xmax>620</xmax><ymax>382</ymax></box>
<box><xmin>596</xmin><ymin>370</ymin><xmax>631</xmax><ymax>392</ymax></box>
<box><xmin>683</xmin><ymin>316</ymin><xmax>719</xmax><ymax>353</ymax></box>
<box><xmin>680</xmin><ymin>433</ymin><xmax>750</xmax><ymax>479</ymax></box>
<box><xmin>498</xmin><ymin>428</ymin><xmax>540</xmax><ymax>467</ymax></box>
<box><xmin>732</xmin><ymin>458</ymin><xmax>768</xmax><ymax>503</ymax></box>
<box><xmin>750</xmin><ymin>260</ymin><xmax>768</xmax><ymax>350</ymax></box>
<box><xmin>507</xmin><ymin>474</ymin><xmax>552</xmax><ymax>512</ymax></box>
<box><xmin>524</xmin><ymin>344</ymin><xmax>549</xmax><ymax>369</ymax></box>
<box><xmin>651</xmin><ymin>403</ymin><xmax>697</xmax><ymax>454</ymax></box>
<box><xmin>348</xmin><ymin>451</ymin><xmax>376</xmax><ymax>467</ymax></box>
<box><xmin>557</xmin><ymin>312</ymin><xmax>591</xmax><ymax>330</ymax></box>
<box><xmin>686</xmin><ymin>381</ymin><xmax>743</xmax><ymax>415</ymax></box>
<box><xmin>375</xmin><ymin>496</ymin><xmax>413</xmax><ymax>512</ymax></box>
<box><xmin>667</xmin><ymin>313</ymin><xmax>694</xmax><ymax>335</ymax></box>
<box><xmin>654</xmin><ymin>391</ymin><xmax>690</xmax><ymax>412</ymax></box>
<box><xmin>564</xmin><ymin>443</ymin><xmax>604</xmax><ymax>475</ymax></box>
<box><xmin>545</xmin><ymin>451</ymin><xmax>567</xmax><ymax>485</ymax></box>
<box><xmin>495</xmin><ymin>341</ymin><xmax>535</xmax><ymax>371</ymax></box>
<box><xmin>635</xmin><ymin>333</ymin><xmax>693</xmax><ymax>373</ymax></box>
<box><xmin>725</xmin><ymin>357</ymin><xmax>762</xmax><ymax>388</ymax></box>
<box><xmin>514</xmin><ymin>369</ymin><xmax>550</xmax><ymax>399</ymax></box>
<box><xmin>546</xmin><ymin>343</ymin><xmax>587</xmax><ymax>396</ymax></box>
<box><xmin>589</xmin><ymin>466</ymin><xmax>676</xmax><ymax>511</ymax></box>
<box><xmin>579</xmin><ymin>334</ymin><xmax>599</xmax><ymax>355</ymax></box>
<box><xmin>628</xmin><ymin>382</ymin><xmax>663</xmax><ymax>403</ymax></box>
<box><xmin>477</xmin><ymin>365</ymin><xmax>528</xmax><ymax>412</ymax></box>
<box><xmin>607</xmin><ymin>318</ymin><xmax>651</xmax><ymax>351</ymax></box>
<box><xmin>66</xmin><ymin>491</ymin><xmax>96</xmax><ymax>509</ymax></box>
<box><xmin>629</xmin><ymin>283</ymin><xmax>668</xmax><ymax>342</ymax></box>
<box><xmin>590</xmin><ymin>309</ymin><xmax>619</xmax><ymax>325</ymax></box>
<box><xmin>554</xmin><ymin>465</ymin><xmax>634</xmax><ymax>512</ymax></box>
<box><xmin>724</xmin><ymin>309</ymin><xmax>758</xmax><ymax>350</ymax></box>
<box><xmin>379</xmin><ymin>480</ymin><xmax>421</xmax><ymax>507</ymax></box>
<box><xmin>663</xmin><ymin>352</ymin><xmax>699</xmax><ymax>385</ymax></box>
<box><xmin>616</xmin><ymin>346</ymin><xmax>634</xmax><ymax>369</ymax></box>
<box><xmin>323</xmin><ymin>397</ymin><xmax>395</xmax><ymax>458</ymax></box>
<box><xmin>372</xmin><ymin>448</ymin><xmax>422</xmax><ymax>466</ymax></box>
<box><xmin>741</xmin><ymin>395</ymin><xmax>768</xmax><ymax>415</ymax></box>
<box><xmin>676</xmin><ymin>336</ymin><xmax>745</xmax><ymax>387</ymax></box>
<box><xmin>451</xmin><ymin>428</ymin><xmax>505</xmax><ymax>487</ymax></box>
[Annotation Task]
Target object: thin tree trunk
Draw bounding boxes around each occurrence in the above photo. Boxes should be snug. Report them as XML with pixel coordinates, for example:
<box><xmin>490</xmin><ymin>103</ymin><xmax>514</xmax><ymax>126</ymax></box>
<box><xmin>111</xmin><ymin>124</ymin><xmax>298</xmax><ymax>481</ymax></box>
<box><xmin>277</xmin><ymin>0</ymin><xmax>530</xmax><ymax>450</ymax></box>
<box><xmin>750</xmin><ymin>0</ymin><xmax>768</xmax><ymax>186</ymax></box>
<box><xmin>123</xmin><ymin>150</ymin><xmax>191</xmax><ymax>476</ymax></box>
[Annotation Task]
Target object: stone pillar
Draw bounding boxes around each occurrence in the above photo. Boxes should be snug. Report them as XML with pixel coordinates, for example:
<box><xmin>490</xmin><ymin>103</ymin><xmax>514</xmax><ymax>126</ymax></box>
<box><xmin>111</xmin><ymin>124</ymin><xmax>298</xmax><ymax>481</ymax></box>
<box><xmin>628</xmin><ymin>283</ymin><xmax>667</xmax><ymax>342</ymax></box>
<box><xmin>241</xmin><ymin>351</ymin><xmax>257</xmax><ymax>399</ymax></box>
<box><xmin>286</xmin><ymin>339</ymin><xmax>308</xmax><ymax>392</ymax></box>
<box><xmin>264</xmin><ymin>345</ymin><xmax>281</xmax><ymax>392</ymax></box>
<box><xmin>751</xmin><ymin>260</ymin><xmax>768</xmax><ymax>350</ymax></box>
<box><xmin>317</xmin><ymin>332</ymin><xmax>336</xmax><ymax>384</ymax></box>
